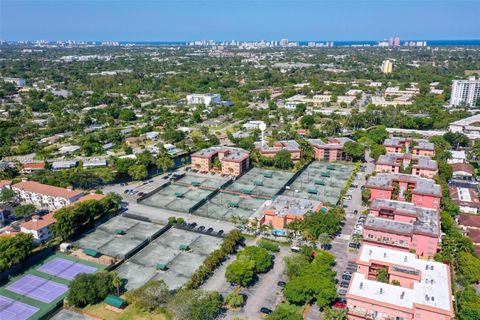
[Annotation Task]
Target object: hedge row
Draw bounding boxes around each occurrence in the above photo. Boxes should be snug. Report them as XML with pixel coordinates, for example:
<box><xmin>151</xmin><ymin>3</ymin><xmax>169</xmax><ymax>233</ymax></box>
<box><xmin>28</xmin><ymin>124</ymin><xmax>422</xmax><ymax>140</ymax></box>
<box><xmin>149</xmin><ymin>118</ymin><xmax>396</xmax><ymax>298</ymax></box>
<box><xmin>184</xmin><ymin>230</ymin><xmax>243</xmax><ymax>289</ymax></box>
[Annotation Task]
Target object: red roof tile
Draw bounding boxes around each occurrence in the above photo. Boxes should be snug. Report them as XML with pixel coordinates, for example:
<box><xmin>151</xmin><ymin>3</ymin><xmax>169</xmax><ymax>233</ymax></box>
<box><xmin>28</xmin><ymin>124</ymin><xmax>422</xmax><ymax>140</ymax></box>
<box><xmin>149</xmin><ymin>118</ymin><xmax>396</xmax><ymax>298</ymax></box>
<box><xmin>13</xmin><ymin>181</ymin><xmax>83</xmax><ymax>199</ymax></box>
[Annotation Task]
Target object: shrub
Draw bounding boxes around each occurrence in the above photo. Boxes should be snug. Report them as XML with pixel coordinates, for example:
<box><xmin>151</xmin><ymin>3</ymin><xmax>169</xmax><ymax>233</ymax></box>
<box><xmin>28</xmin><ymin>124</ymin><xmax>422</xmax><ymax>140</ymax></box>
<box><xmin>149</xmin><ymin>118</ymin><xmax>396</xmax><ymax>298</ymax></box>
<box><xmin>257</xmin><ymin>239</ymin><xmax>280</xmax><ymax>252</ymax></box>
<box><xmin>67</xmin><ymin>271</ymin><xmax>115</xmax><ymax>307</ymax></box>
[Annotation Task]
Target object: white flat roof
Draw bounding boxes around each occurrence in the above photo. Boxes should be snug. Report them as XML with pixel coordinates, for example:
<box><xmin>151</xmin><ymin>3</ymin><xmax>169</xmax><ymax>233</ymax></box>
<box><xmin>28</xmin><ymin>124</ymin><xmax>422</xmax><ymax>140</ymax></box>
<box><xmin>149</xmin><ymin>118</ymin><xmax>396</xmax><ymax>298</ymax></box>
<box><xmin>349</xmin><ymin>244</ymin><xmax>451</xmax><ymax>313</ymax></box>
<box><xmin>450</xmin><ymin>114</ymin><xmax>480</xmax><ymax>127</ymax></box>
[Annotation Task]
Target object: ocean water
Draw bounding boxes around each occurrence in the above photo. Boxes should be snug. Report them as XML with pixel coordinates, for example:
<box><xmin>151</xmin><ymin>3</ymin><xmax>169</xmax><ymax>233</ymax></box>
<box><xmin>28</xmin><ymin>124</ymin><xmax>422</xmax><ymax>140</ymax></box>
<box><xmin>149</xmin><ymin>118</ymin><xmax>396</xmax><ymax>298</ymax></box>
<box><xmin>120</xmin><ymin>40</ymin><xmax>480</xmax><ymax>47</ymax></box>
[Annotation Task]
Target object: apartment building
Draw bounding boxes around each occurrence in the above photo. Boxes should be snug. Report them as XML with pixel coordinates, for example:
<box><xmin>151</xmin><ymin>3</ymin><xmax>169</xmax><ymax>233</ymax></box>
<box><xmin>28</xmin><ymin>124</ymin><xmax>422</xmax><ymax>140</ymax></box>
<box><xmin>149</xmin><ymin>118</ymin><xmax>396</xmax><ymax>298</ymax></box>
<box><xmin>375</xmin><ymin>154</ymin><xmax>438</xmax><ymax>179</ymax></box>
<box><xmin>383</xmin><ymin>137</ymin><xmax>435</xmax><ymax>157</ymax></box>
<box><xmin>448</xmin><ymin>114</ymin><xmax>480</xmax><ymax>140</ymax></box>
<box><xmin>12</xmin><ymin>180</ymin><xmax>84</xmax><ymax>210</ymax></box>
<box><xmin>186</xmin><ymin>93</ymin><xmax>221</xmax><ymax>106</ymax></box>
<box><xmin>366</xmin><ymin>173</ymin><xmax>442</xmax><ymax>210</ymax></box>
<box><xmin>347</xmin><ymin>245</ymin><xmax>454</xmax><ymax>320</ymax></box>
<box><xmin>20</xmin><ymin>213</ymin><xmax>56</xmax><ymax>244</ymax></box>
<box><xmin>254</xmin><ymin>140</ymin><xmax>301</xmax><ymax>162</ymax></box>
<box><xmin>363</xmin><ymin>198</ymin><xmax>440</xmax><ymax>258</ymax></box>
<box><xmin>307</xmin><ymin>137</ymin><xmax>353</xmax><ymax>162</ymax></box>
<box><xmin>191</xmin><ymin>147</ymin><xmax>250</xmax><ymax>177</ymax></box>
<box><xmin>449</xmin><ymin>77</ymin><xmax>480</xmax><ymax>107</ymax></box>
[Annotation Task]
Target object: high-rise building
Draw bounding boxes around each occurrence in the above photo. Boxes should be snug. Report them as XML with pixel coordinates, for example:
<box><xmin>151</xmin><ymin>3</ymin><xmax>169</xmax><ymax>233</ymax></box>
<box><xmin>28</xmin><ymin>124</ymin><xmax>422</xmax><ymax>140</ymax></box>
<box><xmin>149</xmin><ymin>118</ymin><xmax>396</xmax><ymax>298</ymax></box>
<box><xmin>381</xmin><ymin>60</ymin><xmax>393</xmax><ymax>74</ymax></box>
<box><xmin>449</xmin><ymin>77</ymin><xmax>480</xmax><ymax>107</ymax></box>
<box><xmin>388</xmin><ymin>37</ymin><xmax>394</xmax><ymax>47</ymax></box>
<box><xmin>394</xmin><ymin>36</ymin><xmax>400</xmax><ymax>47</ymax></box>
<box><xmin>279</xmin><ymin>39</ymin><xmax>289</xmax><ymax>47</ymax></box>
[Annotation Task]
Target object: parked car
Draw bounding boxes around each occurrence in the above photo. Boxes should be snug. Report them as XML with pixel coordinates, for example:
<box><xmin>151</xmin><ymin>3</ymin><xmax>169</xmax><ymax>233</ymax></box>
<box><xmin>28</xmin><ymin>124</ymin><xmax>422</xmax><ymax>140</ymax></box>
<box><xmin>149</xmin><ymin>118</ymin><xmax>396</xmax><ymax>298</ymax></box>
<box><xmin>349</xmin><ymin>242</ymin><xmax>361</xmax><ymax>249</ymax></box>
<box><xmin>197</xmin><ymin>226</ymin><xmax>205</xmax><ymax>231</ymax></box>
<box><xmin>206</xmin><ymin>227</ymin><xmax>213</xmax><ymax>233</ymax></box>
<box><xmin>338</xmin><ymin>289</ymin><xmax>348</xmax><ymax>296</ymax></box>
<box><xmin>260</xmin><ymin>307</ymin><xmax>272</xmax><ymax>315</ymax></box>
<box><xmin>340</xmin><ymin>281</ymin><xmax>350</xmax><ymax>288</ymax></box>
<box><xmin>342</xmin><ymin>274</ymin><xmax>352</xmax><ymax>281</ymax></box>
<box><xmin>217</xmin><ymin>230</ymin><xmax>224</xmax><ymax>236</ymax></box>
<box><xmin>277</xmin><ymin>281</ymin><xmax>286</xmax><ymax>287</ymax></box>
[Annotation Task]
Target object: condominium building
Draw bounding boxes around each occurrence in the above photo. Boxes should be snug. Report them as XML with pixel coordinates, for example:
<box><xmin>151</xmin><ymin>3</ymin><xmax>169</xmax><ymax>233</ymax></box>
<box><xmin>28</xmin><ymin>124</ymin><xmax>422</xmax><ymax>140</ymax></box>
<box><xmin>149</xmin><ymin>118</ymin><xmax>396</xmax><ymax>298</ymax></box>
<box><xmin>366</xmin><ymin>173</ymin><xmax>442</xmax><ymax>209</ymax></box>
<box><xmin>186</xmin><ymin>93</ymin><xmax>221</xmax><ymax>106</ymax></box>
<box><xmin>448</xmin><ymin>114</ymin><xmax>480</xmax><ymax>140</ymax></box>
<box><xmin>20</xmin><ymin>213</ymin><xmax>56</xmax><ymax>244</ymax></box>
<box><xmin>308</xmin><ymin>137</ymin><xmax>353</xmax><ymax>162</ymax></box>
<box><xmin>449</xmin><ymin>77</ymin><xmax>480</xmax><ymax>107</ymax></box>
<box><xmin>375</xmin><ymin>154</ymin><xmax>438</xmax><ymax>179</ymax></box>
<box><xmin>381</xmin><ymin>60</ymin><xmax>393</xmax><ymax>74</ymax></box>
<box><xmin>191</xmin><ymin>147</ymin><xmax>250</xmax><ymax>176</ymax></box>
<box><xmin>363</xmin><ymin>198</ymin><xmax>440</xmax><ymax>258</ymax></box>
<box><xmin>12</xmin><ymin>180</ymin><xmax>84</xmax><ymax>210</ymax></box>
<box><xmin>383</xmin><ymin>137</ymin><xmax>435</xmax><ymax>157</ymax></box>
<box><xmin>254</xmin><ymin>140</ymin><xmax>301</xmax><ymax>162</ymax></box>
<box><xmin>346</xmin><ymin>245</ymin><xmax>454</xmax><ymax>320</ymax></box>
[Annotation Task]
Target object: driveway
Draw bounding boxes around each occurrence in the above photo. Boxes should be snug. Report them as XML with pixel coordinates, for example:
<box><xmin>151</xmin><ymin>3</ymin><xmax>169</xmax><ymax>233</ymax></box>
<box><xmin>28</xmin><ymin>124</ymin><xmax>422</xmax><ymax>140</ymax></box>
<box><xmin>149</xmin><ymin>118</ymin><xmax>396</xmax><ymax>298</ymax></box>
<box><xmin>227</xmin><ymin>246</ymin><xmax>290</xmax><ymax>320</ymax></box>
<box><xmin>305</xmin><ymin>153</ymin><xmax>374</xmax><ymax>318</ymax></box>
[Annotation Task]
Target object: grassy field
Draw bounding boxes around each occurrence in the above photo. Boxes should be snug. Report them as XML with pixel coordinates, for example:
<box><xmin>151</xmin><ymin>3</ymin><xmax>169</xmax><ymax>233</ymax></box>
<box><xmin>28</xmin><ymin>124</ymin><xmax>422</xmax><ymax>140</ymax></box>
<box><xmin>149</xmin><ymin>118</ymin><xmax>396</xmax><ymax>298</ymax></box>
<box><xmin>83</xmin><ymin>303</ymin><xmax>168</xmax><ymax>320</ymax></box>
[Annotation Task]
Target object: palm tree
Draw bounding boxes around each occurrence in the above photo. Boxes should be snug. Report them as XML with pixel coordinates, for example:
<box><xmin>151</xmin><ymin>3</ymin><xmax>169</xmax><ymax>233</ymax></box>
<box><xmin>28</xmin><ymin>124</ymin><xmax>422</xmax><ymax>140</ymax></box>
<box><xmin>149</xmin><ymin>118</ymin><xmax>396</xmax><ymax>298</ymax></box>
<box><xmin>111</xmin><ymin>272</ymin><xmax>122</xmax><ymax>296</ymax></box>
<box><xmin>318</xmin><ymin>233</ymin><xmax>332</xmax><ymax>250</ymax></box>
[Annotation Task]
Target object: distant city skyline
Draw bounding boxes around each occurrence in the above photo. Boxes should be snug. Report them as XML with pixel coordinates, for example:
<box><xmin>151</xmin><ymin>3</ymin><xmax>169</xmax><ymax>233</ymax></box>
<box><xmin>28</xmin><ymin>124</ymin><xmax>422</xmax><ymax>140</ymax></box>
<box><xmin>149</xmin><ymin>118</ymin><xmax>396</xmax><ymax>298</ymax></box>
<box><xmin>1</xmin><ymin>1</ymin><xmax>479</xmax><ymax>41</ymax></box>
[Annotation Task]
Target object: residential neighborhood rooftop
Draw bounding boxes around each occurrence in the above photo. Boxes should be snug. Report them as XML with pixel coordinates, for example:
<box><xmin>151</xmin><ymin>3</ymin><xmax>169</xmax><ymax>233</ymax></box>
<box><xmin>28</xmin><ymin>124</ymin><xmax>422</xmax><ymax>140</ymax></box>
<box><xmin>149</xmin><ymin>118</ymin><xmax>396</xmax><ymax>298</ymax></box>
<box><xmin>349</xmin><ymin>245</ymin><xmax>452</xmax><ymax>313</ymax></box>
<box><xmin>366</xmin><ymin>173</ymin><xmax>442</xmax><ymax>197</ymax></box>
<box><xmin>12</xmin><ymin>180</ymin><xmax>83</xmax><ymax>199</ymax></box>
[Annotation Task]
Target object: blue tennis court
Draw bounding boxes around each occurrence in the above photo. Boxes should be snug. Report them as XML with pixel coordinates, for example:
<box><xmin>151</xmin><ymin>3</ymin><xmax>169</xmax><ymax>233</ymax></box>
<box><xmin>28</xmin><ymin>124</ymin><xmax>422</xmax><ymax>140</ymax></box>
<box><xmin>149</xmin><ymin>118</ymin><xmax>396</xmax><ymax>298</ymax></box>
<box><xmin>0</xmin><ymin>295</ymin><xmax>39</xmax><ymax>320</ymax></box>
<box><xmin>38</xmin><ymin>257</ymin><xmax>96</xmax><ymax>280</ymax></box>
<box><xmin>6</xmin><ymin>275</ymin><xmax>68</xmax><ymax>303</ymax></box>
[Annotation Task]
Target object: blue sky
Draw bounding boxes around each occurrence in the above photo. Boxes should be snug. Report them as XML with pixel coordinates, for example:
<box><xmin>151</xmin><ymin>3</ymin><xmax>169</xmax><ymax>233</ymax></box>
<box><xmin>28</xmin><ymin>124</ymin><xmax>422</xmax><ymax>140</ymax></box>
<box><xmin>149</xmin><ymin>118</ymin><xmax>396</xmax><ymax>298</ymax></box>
<box><xmin>1</xmin><ymin>1</ymin><xmax>479</xmax><ymax>41</ymax></box>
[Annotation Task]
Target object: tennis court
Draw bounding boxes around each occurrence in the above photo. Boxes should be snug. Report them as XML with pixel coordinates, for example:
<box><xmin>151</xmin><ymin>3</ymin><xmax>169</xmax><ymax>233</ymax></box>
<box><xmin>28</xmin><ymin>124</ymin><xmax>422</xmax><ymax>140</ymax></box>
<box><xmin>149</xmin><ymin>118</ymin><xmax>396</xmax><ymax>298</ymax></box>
<box><xmin>282</xmin><ymin>161</ymin><xmax>354</xmax><ymax>205</ymax></box>
<box><xmin>37</xmin><ymin>257</ymin><xmax>96</xmax><ymax>281</ymax></box>
<box><xmin>0</xmin><ymin>295</ymin><xmax>39</xmax><ymax>320</ymax></box>
<box><xmin>6</xmin><ymin>275</ymin><xmax>68</xmax><ymax>304</ymax></box>
<box><xmin>116</xmin><ymin>228</ymin><xmax>222</xmax><ymax>290</ymax></box>
<box><xmin>225</xmin><ymin>167</ymin><xmax>294</xmax><ymax>198</ymax></box>
<box><xmin>175</xmin><ymin>173</ymin><xmax>230</xmax><ymax>189</ymax></box>
<box><xmin>140</xmin><ymin>183</ymin><xmax>216</xmax><ymax>213</ymax></box>
<box><xmin>75</xmin><ymin>215</ymin><xmax>165</xmax><ymax>259</ymax></box>
<box><xmin>194</xmin><ymin>192</ymin><xmax>267</xmax><ymax>221</ymax></box>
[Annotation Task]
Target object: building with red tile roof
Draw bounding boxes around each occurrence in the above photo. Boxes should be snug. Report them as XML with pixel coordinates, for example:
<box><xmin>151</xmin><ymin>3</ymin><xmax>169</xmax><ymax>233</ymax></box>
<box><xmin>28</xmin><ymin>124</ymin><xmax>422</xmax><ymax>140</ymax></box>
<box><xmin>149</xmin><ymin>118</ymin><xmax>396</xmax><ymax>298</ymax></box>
<box><xmin>22</xmin><ymin>162</ymin><xmax>45</xmax><ymax>174</ymax></box>
<box><xmin>20</xmin><ymin>213</ymin><xmax>56</xmax><ymax>243</ymax></box>
<box><xmin>12</xmin><ymin>180</ymin><xmax>84</xmax><ymax>210</ymax></box>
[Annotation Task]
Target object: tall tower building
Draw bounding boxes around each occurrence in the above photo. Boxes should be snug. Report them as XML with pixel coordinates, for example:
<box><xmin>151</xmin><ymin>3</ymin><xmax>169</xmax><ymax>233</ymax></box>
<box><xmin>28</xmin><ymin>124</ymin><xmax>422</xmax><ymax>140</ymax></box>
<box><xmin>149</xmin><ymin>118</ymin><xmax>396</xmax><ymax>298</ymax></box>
<box><xmin>394</xmin><ymin>36</ymin><xmax>400</xmax><ymax>47</ymax></box>
<box><xmin>388</xmin><ymin>37</ymin><xmax>394</xmax><ymax>47</ymax></box>
<box><xmin>450</xmin><ymin>77</ymin><xmax>480</xmax><ymax>107</ymax></box>
<box><xmin>381</xmin><ymin>60</ymin><xmax>393</xmax><ymax>74</ymax></box>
